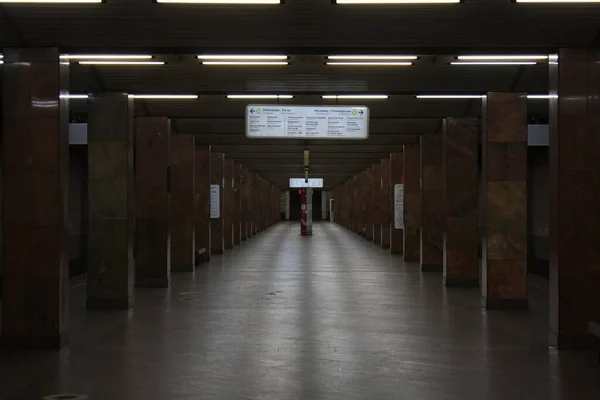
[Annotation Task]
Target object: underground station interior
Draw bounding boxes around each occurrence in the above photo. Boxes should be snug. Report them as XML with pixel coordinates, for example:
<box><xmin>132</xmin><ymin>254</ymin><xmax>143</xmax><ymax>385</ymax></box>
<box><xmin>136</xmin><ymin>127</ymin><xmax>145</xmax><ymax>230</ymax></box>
<box><xmin>1</xmin><ymin>1</ymin><xmax>600</xmax><ymax>399</ymax></box>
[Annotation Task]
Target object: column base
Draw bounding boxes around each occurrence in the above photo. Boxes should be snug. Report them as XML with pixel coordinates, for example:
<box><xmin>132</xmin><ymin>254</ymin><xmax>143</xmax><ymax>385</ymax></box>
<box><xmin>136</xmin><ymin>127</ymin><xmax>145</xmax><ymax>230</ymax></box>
<box><xmin>381</xmin><ymin>244</ymin><xmax>390</xmax><ymax>249</ymax></box>
<box><xmin>87</xmin><ymin>297</ymin><xmax>133</xmax><ymax>310</ymax></box>
<box><xmin>483</xmin><ymin>298</ymin><xmax>528</xmax><ymax>310</ymax></box>
<box><xmin>549</xmin><ymin>331</ymin><xmax>599</xmax><ymax>350</ymax></box>
<box><xmin>1</xmin><ymin>333</ymin><xmax>68</xmax><ymax>350</ymax></box>
<box><xmin>136</xmin><ymin>278</ymin><xmax>171</xmax><ymax>288</ymax></box>
<box><xmin>404</xmin><ymin>255</ymin><xmax>419</xmax><ymax>263</ymax></box>
<box><xmin>444</xmin><ymin>277</ymin><xmax>479</xmax><ymax>287</ymax></box>
<box><xmin>212</xmin><ymin>249</ymin><xmax>224</xmax><ymax>255</ymax></box>
<box><xmin>391</xmin><ymin>249</ymin><xmax>403</xmax><ymax>255</ymax></box>
<box><xmin>171</xmin><ymin>264</ymin><xmax>194</xmax><ymax>273</ymax></box>
<box><xmin>421</xmin><ymin>264</ymin><xmax>442</xmax><ymax>272</ymax></box>
<box><xmin>224</xmin><ymin>245</ymin><xmax>234</xmax><ymax>250</ymax></box>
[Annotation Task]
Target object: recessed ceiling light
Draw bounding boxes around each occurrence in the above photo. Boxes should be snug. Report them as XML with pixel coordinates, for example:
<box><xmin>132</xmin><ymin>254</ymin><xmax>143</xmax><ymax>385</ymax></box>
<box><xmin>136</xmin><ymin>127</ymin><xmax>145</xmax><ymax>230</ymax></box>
<box><xmin>335</xmin><ymin>0</ymin><xmax>460</xmax><ymax>3</ymax></box>
<box><xmin>527</xmin><ymin>94</ymin><xmax>558</xmax><ymax>99</ymax></box>
<box><xmin>227</xmin><ymin>94</ymin><xmax>293</xmax><ymax>99</ymax></box>
<box><xmin>451</xmin><ymin>61</ymin><xmax>538</xmax><ymax>66</ymax></box>
<box><xmin>326</xmin><ymin>61</ymin><xmax>412</xmax><ymax>66</ymax></box>
<box><xmin>198</xmin><ymin>55</ymin><xmax>287</xmax><ymax>60</ymax></box>
<box><xmin>328</xmin><ymin>55</ymin><xmax>417</xmax><ymax>60</ymax></box>
<box><xmin>322</xmin><ymin>95</ymin><xmax>389</xmax><ymax>99</ymax></box>
<box><xmin>416</xmin><ymin>95</ymin><xmax>484</xmax><ymax>99</ymax></box>
<box><xmin>457</xmin><ymin>55</ymin><xmax>548</xmax><ymax>61</ymax></box>
<box><xmin>61</xmin><ymin>54</ymin><xmax>153</xmax><ymax>60</ymax></box>
<box><xmin>78</xmin><ymin>61</ymin><xmax>165</xmax><ymax>65</ymax></box>
<box><xmin>202</xmin><ymin>61</ymin><xmax>288</xmax><ymax>65</ymax></box>
<box><xmin>158</xmin><ymin>0</ymin><xmax>280</xmax><ymax>3</ymax></box>
<box><xmin>60</xmin><ymin>94</ymin><xmax>89</xmax><ymax>99</ymax></box>
<box><xmin>130</xmin><ymin>94</ymin><xmax>198</xmax><ymax>99</ymax></box>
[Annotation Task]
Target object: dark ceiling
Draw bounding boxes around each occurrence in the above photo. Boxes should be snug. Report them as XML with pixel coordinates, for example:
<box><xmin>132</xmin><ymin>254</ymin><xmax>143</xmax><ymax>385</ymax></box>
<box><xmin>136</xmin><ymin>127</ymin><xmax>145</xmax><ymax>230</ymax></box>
<box><xmin>1</xmin><ymin>0</ymin><xmax>595</xmax><ymax>189</ymax></box>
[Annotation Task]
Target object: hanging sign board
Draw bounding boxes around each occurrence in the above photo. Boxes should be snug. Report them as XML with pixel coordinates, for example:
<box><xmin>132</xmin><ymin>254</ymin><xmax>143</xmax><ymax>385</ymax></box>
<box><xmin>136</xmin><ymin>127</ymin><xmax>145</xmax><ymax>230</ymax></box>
<box><xmin>290</xmin><ymin>178</ymin><xmax>324</xmax><ymax>188</ymax></box>
<box><xmin>210</xmin><ymin>184</ymin><xmax>220</xmax><ymax>219</ymax></box>
<box><xmin>246</xmin><ymin>105</ymin><xmax>369</xmax><ymax>139</ymax></box>
<box><xmin>394</xmin><ymin>184</ymin><xmax>404</xmax><ymax>229</ymax></box>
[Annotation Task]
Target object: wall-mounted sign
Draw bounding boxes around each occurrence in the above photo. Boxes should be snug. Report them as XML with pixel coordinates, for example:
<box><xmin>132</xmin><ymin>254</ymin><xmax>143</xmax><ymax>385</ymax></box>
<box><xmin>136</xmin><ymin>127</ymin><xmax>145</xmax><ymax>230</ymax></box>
<box><xmin>394</xmin><ymin>184</ymin><xmax>404</xmax><ymax>229</ymax></box>
<box><xmin>246</xmin><ymin>105</ymin><xmax>369</xmax><ymax>139</ymax></box>
<box><xmin>210</xmin><ymin>184</ymin><xmax>220</xmax><ymax>219</ymax></box>
<box><xmin>290</xmin><ymin>178</ymin><xmax>324</xmax><ymax>188</ymax></box>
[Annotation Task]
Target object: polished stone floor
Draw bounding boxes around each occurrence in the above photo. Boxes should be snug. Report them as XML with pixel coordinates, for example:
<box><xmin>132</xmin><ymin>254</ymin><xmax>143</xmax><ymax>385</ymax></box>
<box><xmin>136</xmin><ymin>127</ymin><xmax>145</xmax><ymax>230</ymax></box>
<box><xmin>1</xmin><ymin>222</ymin><xmax>599</xmax><ymax>400</ymax></box>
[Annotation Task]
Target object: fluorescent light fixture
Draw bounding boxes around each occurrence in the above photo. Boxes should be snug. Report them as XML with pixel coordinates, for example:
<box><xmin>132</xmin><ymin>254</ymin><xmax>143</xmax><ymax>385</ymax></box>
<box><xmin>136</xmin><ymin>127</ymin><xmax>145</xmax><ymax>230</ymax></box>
<box><xmin>61</xmin><ymin>54</ymin><xmax>152</xmax><ymax>60</ymax></box>
<box><xmin>290</xmin><ymin>178</ymin><xmax>323</xmax><ymax>188</ymax></box>
<box><xmin>516</xmin><ymin>0</ymin><xmax>600</xmax><ymax>2</ymax></box>
<box><xmin>328</xmin><ymin>55</ymin><xmax>417</xmax><ymax>60</ymax></box>
<box><xmin>451</xmin><ymin>61</ymin><xmax>538</xmax><ymax>66</ymax></box>
<box><xmin>227</xmin><ymin>94</ymin><xmax>293</xmax><ymax>99</ymax></box>
<box><xmin>458</xmin><ymin>55</ymin><xmax>548</xmax><ymax>61</ymax></box>
<box><xmin>157</xmin><ymin>0</ymin><xmax>280</xmax><ymax>3</ymax></box>
<box><xmin>78</xmin><ymin>61</ymin><xmax>165</xmax><ymax>65</ymax></box>
<box><xmin>416</xmin><ymin>95</ymin><xmax>484</xmax><ymax>99</ymax></box>
<box><xmin>0</xmin><ymin>0</ymin><xmax>101</xmax><ymax>3</ymax></box>
<box><xmin>327</xmin><ymin>61</ymin><xmax>412</xmax><ymax>66</ymax></box>
<box><xmin>336</xmin><ymin>0</ymin><xmax>459</xmax><ymax>3</ymax></box>
<box><xmin>527</xmin><ymin>94</ymin><xmax>558</xmax><ymax>99</ymax></box>
<box><xmin>198</xmin><ymin>55</ymin><xmax>287</xmax><ymax>60</ymax></box>
<box><xmin>60</xmin><ymin>94</ymin><xmax>89</xmax><ymax>99</ymax></box>
<box><xmin>130</xmin><ymin>94</ymin><xmax>198</xmax><ymax>99</ymax></box>
<box><xmin>202</xmin><ymin>61</ymin><xmax>288</xmax><ymax>65</ymax></box>
<box><xmin>322</xmin><ymin>95</ymin><xmax>388</xmax><ymax>99</ymax></box>
<box><xmin>0</xmin><ymin>54</ymin><xmax>3</xmax><ymax>58</ymax></box>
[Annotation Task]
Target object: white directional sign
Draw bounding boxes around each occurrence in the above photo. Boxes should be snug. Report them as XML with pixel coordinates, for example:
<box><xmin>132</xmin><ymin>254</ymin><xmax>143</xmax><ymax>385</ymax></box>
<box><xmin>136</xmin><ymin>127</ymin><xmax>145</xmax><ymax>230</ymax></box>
<box><xmin>290</xmin><ymin>178</ymin><xmax>324</xmax><ymax>188</ymax></box>
<box><xmin>210</xmin><ymin>184</ymin><xmax>220</xmax><ymax>219</ymax></box>
<box><xmin>246</xmin><ymin>105</ymin><xmax>369</xmax><ymax>139</ymax></box>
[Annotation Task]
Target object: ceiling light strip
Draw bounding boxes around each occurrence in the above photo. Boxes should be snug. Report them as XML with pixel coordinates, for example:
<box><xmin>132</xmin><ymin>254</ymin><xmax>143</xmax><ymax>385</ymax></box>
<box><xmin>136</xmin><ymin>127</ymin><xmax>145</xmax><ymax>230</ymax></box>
<box><xmin>516</xmin><ymin>0</ymin><xmax>600</xmax><ymax>3</ymax></box>
<box><xmin>227</xmin><ymin>94</ymin><xmax>293</xmax><ymax>99</ymax></box>
<box><xmin>416</xmin><ymin>95</ymin><xmax>484</xmax><ymax>99</ymax></box>
<box><xmin>61</xmin><ymin>54</ymin><xmax>153</xmax><ymax>60</ymax></box>
<box><xmin>527</xmin><ymin>94</ymin><xmax>558</xmax><ymax>99</ymax></box>
<box><xmin>130</xmin><ymin>94</ymin><xmax>198</xmax><ymax>99</ymax></box>
<box><xmin>0</xmin><ymin>0</ymin><xmax>101</xmax><ymax>3</ymax></box>
<box><xmin>326</xmin><ymin>61</ymin><xmax>412</xmax><ymax>66</ymax></box>
<box><xmin>157</xmin><ymin>0</ymin><xmax>280</xmax><ymax>3</ymax></box>
<box><xmin>458</xmin><ymin>55</ymin><xmax>548</xmax><ymax>60</ymax></box>
<box><xmin>198</xmin><ymin>55</ymin><xmax>287</xmax><ymax>60</ymax></box>
<box><xmin>60</xmin><ymin>94</ymin><xmax>89</xmax><ymax>99</ymax></box>
<box><xmin>322</xmin><ymin>95</ymin><xmax>389</xmax><ymax>99</ymax></box>
<box><xmin>202</xmin><ymin>61</ymin><xmax>288</xmax><ymax>65</ymax></box>
<box><xmin>78</xmin><ymin>61</ymin><xmax>165</xmax><ymax>65</ymax></box>
<box><xmin>451</xmin><ymin>61</ymin><xmax>538</xmax><ymax>65</ymax></box>
<box><xmin>336</xmin><ymin>0</ymin><xmax>460</xmax><ymax>3</ymax></box>
<box><xmin>328</xmin><ymin>55</ymin><xmax>417</xmax><ymax>60</ymax></box>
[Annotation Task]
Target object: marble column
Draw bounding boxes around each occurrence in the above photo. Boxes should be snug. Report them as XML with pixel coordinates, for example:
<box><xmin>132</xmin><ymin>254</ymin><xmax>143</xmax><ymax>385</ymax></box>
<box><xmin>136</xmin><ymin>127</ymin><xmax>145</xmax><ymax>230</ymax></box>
<box><xmin>364</xmin><ymin>167</ymin><xmax>374</xmax><ymax>241</ymax></box>
<box><xmin>134</xmin><ymin>117</ymin><xmax>170</xmax><ymax>287</ymax></box>
<box><xmin>403</xmin><ymin>144</ymin><xmax>421</xmax><ymax>262</ymax></box>
<box><xmin>443</xmin><ymin>118</ymin><xmax>479</xmax><ymax>287</ymax></box>
<box><xmin>248</xmin><ymin>171</ymin><xmax>256</xmax><ymax>236</ymax></box>
<box><xmin>482</xmin><ymin>92</ymin><xmax>528</xmax><ymax>310</ymax></box>
<box><xmin>352</xmin><ymin>175</ymin><xmax>360</xmax><ymax>234</ymax></box>
<box><xmin>390</xmin><ymin>152</ymin><xmax>404</xmax><ymax>254</ymax></box>
<box><xmin>420</xmin><ymin>134</ymin><xmax>444</xmax><ymax>272</ymax></box>
<box><xmin>234</xmin><ymin>163</ymin><xmax>242</xmax><ymax>245</ymax></box>
<box><xmin>170</xmin><ymin>134</ymin><xmax>195</xmax><ymax>272</ymax></box>
<box><xmin>210</xmin><ymin>152</ymin><xmax>225</xmax><ymax>254</ymax></box>
<box><xmin>86</xmin><ymin>93</ymin><xmax>134</xmax><ymax>310</ymax></box>
<box><xmin>223</xmin><ymin>159</ymin><xmax>234</xmax><ymax>250</ymax></box>
<box><xmin>194</xmin><ymin>142</ymin><xmax>211</xmax><ymax>260</ymax></box>
<box><xmin>241</xmin><ymin>168</ymin><xmax>248</xmax><ymax>241</ymax></box>
<box><xmin>1</xmin><ymin>48</ymin><xmax>69</xmax><ymax>348</ymax></box>
<box><xmin>549</xmin><ymin>49</ymin><xmax>600</xmax><ymax>347</ymax></box>
<box><xmin>373</xmin><ymin>164</ymin><xmax>382</xmax><ymax>245</ymax></box>
<box><xmin>381</xmin><ymin>157</ymin><xmax>391</xmax><ymax>249</ymax></box>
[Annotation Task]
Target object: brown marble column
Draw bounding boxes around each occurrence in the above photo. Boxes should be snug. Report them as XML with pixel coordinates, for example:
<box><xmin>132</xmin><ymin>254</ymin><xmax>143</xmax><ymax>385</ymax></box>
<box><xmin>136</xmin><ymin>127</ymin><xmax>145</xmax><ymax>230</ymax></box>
<box><xmin>170</xmin><ymin>133</ymin><xmax>195</xmax><ymax>272</ymax></box>
<box><xmin>403</xmin><ymin>144</ymin><xmax>421</xmax><ymax>262</ymax></box>
<box><xmin>223</xmin><ymin>159</ymin><xmax>234</xmax><ymax>250</ymax></box>
<box><xmin>364</xmin><ymin>168</ymin><xmax>374</xmax><ymax>241</ymax></box>
<box><xmin>1</xmin><ymin>48</ymin><xmax>69</xmax><ymax>348</ymax></box>
<box><xmin>87</xmin><ymin>93</ymin><xmax>134</xmax><ymax>310</ymax></box>
<box><xmin>194</xmin><ymin>142</ymin><xmax>211</xmax><ymax>260</ymax></box>
<box><xmin>352</xmin><ymin>175</ymin><xmax>359</xmax><ymax>234</ymax></box>
<box><xmin>373</xmin><ymin>164</ymin><xmax>382</xmax><ymax>244</ymax></box>
<box><xmin>234</xmin><ymin>163</ymin><xmax>242</xmax><ymax>245</ymax></box>
<box><xmin>549</xmin><ymin>49</ymin><xmax>600</xmax><ymax>347</ymax></box>
<box><xmin>482</xmin><ymin>92</ymin><xmax>528</xmax><ymax>310</ymax></box>
<box><xmin>390</xmin><ymin>152</ymin><xmax>404</xmax><ymax>254</ymax></box>
<box><xmin>420</xmin><ymin>134</ymin><xmax>444</xmax><ymax>272</ymax></box>
<box><xmin>381</xmin><ymin>158</ymin><xmax>391</xmax><ymax>249</ymax></box>
<box><xmin>134</xmin><ymin>117</ymin><xmax>171</xmax><ymax>287</ymax></box>
<box><xmin>241</xmin><ymin>168</ymin><xmax>248</xmax><ymax>241</ymax></box>
<box><xmin>210</xmin><ymin>152</ymin><xmax>225</xmax><ymax>254</ymax></box>
<box><xmin>443</xmin><ymin>118</ymin><xmax>479</xmax><ymax>287</ymax></box>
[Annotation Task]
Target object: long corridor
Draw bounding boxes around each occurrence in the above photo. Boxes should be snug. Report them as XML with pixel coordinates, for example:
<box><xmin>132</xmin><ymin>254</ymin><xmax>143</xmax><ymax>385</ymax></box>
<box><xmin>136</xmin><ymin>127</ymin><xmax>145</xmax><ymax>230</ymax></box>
<box><xmin>2</xmin><ymin>222</ymin><xmax>599</xmax><ymax>400</ymax></box>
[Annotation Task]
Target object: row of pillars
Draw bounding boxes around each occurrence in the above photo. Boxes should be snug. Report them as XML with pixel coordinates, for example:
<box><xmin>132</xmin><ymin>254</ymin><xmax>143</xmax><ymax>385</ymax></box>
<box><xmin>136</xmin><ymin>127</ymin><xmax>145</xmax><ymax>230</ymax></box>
<box><xmin>333</xmin><ymin>49</ymin><xmax>600</xmax><ymax>348</ymax></box>
<box><xmin>0</xmin><ymin>48</ymin><xmax>282</xmax><ymax>349</ymax></box>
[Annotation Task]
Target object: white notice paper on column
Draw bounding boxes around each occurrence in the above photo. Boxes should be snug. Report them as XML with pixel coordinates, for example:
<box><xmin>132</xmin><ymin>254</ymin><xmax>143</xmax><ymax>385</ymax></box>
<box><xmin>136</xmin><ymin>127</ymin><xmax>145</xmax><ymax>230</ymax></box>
<box><xmin>210</xmin><ymin>184</ymin><xmax>220</xmax><ymax>219</ymax></box>
<box><xmin>394</xmin><ymin>184</ymin><xmax>404</xmax><ymax>229</ymax></box>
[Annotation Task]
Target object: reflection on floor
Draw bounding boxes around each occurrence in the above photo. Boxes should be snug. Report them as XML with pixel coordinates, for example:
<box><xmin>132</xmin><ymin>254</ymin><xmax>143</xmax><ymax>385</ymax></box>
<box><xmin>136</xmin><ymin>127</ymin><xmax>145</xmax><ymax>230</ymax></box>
<box><xmin>1</xmin><ymin>222</ymin><xmax>599</xmax><ymax>400</ymax></box>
